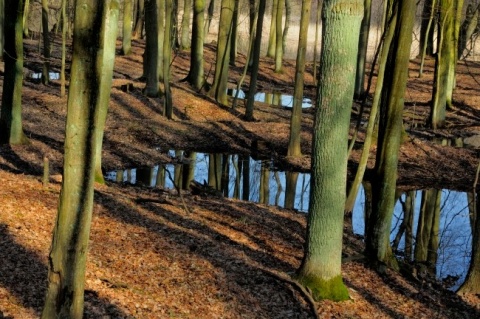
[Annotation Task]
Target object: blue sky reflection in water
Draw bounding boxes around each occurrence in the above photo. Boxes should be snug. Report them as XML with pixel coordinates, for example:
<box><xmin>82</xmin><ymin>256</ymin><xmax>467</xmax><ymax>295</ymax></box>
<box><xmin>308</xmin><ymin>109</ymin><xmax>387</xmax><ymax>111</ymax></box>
<box><xmin>106</xmin><ymin>151</ymin><xmax>473</xmax><ymax>289</ymax></box>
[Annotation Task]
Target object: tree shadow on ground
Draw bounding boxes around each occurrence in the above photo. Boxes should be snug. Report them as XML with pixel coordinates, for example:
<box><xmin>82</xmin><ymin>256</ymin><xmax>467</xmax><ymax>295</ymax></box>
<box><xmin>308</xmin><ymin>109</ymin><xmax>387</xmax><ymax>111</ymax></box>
<box><xmin>0</xmin><ymin>224</ymin><xmax>130</xmax><ymax>318</ymax></box>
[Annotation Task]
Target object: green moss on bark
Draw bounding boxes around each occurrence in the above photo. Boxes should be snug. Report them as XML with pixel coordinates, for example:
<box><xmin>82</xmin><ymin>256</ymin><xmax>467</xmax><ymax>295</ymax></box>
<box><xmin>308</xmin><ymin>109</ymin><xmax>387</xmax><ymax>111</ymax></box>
<box><xmin>296</xmin><ymin>274</ymin><xmax>349</xmax><ymax>301</ymax></box>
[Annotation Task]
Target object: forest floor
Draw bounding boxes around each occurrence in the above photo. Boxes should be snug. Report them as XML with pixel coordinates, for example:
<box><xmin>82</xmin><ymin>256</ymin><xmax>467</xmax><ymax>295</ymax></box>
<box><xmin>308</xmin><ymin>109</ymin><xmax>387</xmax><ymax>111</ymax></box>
<box><xmin>0</xmin><ymin>37</ymin><xmax>480</xmax><ymax>318</ymax></box>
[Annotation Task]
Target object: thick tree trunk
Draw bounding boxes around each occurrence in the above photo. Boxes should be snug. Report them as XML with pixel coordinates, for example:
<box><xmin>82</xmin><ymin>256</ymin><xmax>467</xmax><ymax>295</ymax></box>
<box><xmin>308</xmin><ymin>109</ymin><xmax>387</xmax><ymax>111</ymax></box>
<box><xmin>295</xmin><ymin>0</ymin><xmax>363</xmax><ymax>301</ymax></box>
<box><xmin>285</xmin><ymin>171</ymin><xmax>299</xmax><ymax>209</ymax></box>
<box><xmin>0</xmin><ymin>0</ymin><xmax>29</xmax><ymax>145</ymax></box>
<box><xmin>41</xmin><ymin>1</ymin><xmax>119</xmax><ymax>317</ymax></box>
<box><xmin>266</xmin><ymin>0</ymin><xmax>278</xmax><ymax>58</ymax></box>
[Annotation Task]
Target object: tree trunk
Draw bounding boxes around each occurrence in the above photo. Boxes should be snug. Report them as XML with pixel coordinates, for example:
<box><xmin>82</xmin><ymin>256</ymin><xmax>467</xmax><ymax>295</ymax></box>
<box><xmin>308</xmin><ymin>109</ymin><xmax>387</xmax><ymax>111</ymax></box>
<box><xmin>204</xmin><ymin>0</ymin><xmax>214</xmax><ymax>40</ymax></box>
<box><xmin>186</xmin><ymin>0</ymin><xmax>205</xmax><ymax>90</ymax></box>
<box><xmin>274</xmin><ymin>0</ymin><xmax>284</xmax><ymax>72</ymax></box>
<box><xmin>60</xmin><ymin>0</ymin><xmax>67</xmax><ymax>97</ymax></box>
<box><xmin>458</xmin><ymin>4</ymin><xmax>480</xmax><ymax>59</ymax></box>
<box><xmin>132</xmin><ymin>0</ymin><xmax>145</xmax><ymax>39</ymax></box>
<box><xmin>245</xmin><ymin>0</ymin><xmax>266</xmax><ymax>121</ymax></box>
<box><xmin>285</xmin><ymin>171</ymin><xmax>298</xmax><ymax>209</ymax></box>
<box><xmin>0</xmin><ymin>0</ymin><xmax>4</xmax><ymax>61</ymax></box>
<box><xmin>282</xmin><ymin>0</ymin><xmax>291</xmax><ymax>53</ymax></box>
<box><xmin>0</xmin><ymin>0</ymin><xmax>29</xmax><ymax>145</ymax></box>
<box><xmin>354</xmin><ymin>0</ymin><xmax>372</xmax><ymax>99</ymax></box>
<box><xmin>458</xmin><ymin>192</ymin><xmax>480</xmax><ymax>294</ymax></box>
<box><xmin>312</xmin><ymin>0</ymin><xmax>321</xmax><ymax>84</ymax></box>
<box><xmin>208</xmin><ymin>0</ymin><xmax>234</xmax><ymax>105</ymax></box>
<box><xmin>287</xmin><ymin>0</ymin><xmax>311</xmax><ymax>157</ymax></box>
<box><xmin>144</xmin><ymin>0</ymin><xmax>160</xmax><ymax>97</ymax></box>
<box><xmin>163</xmin><ymin>0</ymin><xmax>174</xmax><ymax>118</ymax></box>
<box><xmin>180</xmin><ymin>0</ymin><xmax>192</xmax><ymax>50</ymax></box>
<box><xmin>294</xmin><ymin>0</ymin><xmax>363</xmax><ymax>301</ymax></box>
<box><xmin>266</xmin><ymin>0</ymin><xmax>278</xmax><ymax>58</ymax></box>
<box><xmin>229</xmin><ymin>0</ymin><xmax>238</xmax><ymax>65</ymax></box>
<box><xmin>418</xmin><ymin>0</ymin><xmax>437</xmax><ymax>77</ymax></box>
<box><xmin>241</xmin><ymin>154</ymin><xmax>250</xmax><ymax>200</ymax></box>
<box><xmin>41</xmin><ymin>0</ymin><xmax>50</xmax><ymax>84</ymax></box>
<box><xmin>122</xmin><ymin>0</ymin><xmax>133</xmax><ymax>55</ymax></box>
<box><xmin>365</xmin><ymin>0</ymin><xmax>415</xmax><ymax>272</ymax></box>
<box><xmin>41</xmin><ymin>1</ymin><xmax>119</xmax><ymax>317</ymax></box>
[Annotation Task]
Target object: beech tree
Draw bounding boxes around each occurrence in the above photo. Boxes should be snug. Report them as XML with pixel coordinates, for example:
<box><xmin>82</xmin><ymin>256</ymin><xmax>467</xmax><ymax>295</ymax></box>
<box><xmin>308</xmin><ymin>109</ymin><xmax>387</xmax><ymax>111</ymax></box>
<box><xmin>294</xmin><ymin>0</ymin><xmax>363</xmax><ymax>301</ymax></box>
<box><xmin>185</xmin><ymin>0</ymin><xmax>205</xmax><ymax>90</ymax></box>
<box><xmin>41</xmin><ymin>1</ymin><xmax>119</xmax><ymax>317</ymax></box>
<box><xmin>0</xmin><ymin>0</ymin><xmax>29</xmax><ymax>145</ymax></box>
<box><xmin>122</xmin><ymin>0</ymin><xmax>133</xmax><ymax>55</ymax></box>
<box><xmin>365</xmin><ymin>0</ymin><xmax>416</xmax><ymax>271</ymax></box>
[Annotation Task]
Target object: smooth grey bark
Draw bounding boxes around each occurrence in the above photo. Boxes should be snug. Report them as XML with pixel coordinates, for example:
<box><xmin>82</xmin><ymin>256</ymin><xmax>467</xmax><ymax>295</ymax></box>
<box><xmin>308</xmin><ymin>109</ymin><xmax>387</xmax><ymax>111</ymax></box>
<box><xmin>180</xmin><ymin>0</ymin><xmax>192</xmax><ymax>50</ymax></box>
<box><xmin>41</xmin><ymin>1</ymin><xmax>119</xmax><ymax>317</ymax></box>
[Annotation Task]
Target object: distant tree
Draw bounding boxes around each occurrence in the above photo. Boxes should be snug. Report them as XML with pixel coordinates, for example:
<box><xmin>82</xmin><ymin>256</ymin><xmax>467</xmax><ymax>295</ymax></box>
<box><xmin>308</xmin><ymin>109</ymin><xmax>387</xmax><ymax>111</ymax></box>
<box><xmin>122</xmin><ymin>0</ymin><xmax>133</xmax><ymax>55</ymax></box>
<box><xmin>365</xmin><ymin>0</ymin><xmax>416</xmax><ymax>272</ymax></box>
<box><xmin>458</xmin><ymin>4</ymin><xmax>480</xmax><ymax>59</ymax></box>
<box><xmin>208</xmin><ymin>0</ymin><xmax>235</xmax><ymax>105</ymax></box>
<box><xmin>204</xmin><ymin>0</ymin><xmax>214</xmax><ymax>39</ymax></box>
<box><xmin>0</xmin><ymin>0</ymin><xmax>29</xmax><ymax>145</ymax></box>
<box><xmin>245</xmin><ymin>0</ymin><xmax>266</xmax><ymax>120</ymax></box>
<box><xmin>163</xmin><ymin>0</ymin><xmax>174</xmax><ymax>118</ymax></box>
<box><xmin>41</xmin><ymin>0</ymin><xmax>50</xmax><ymax>84</ymax></box>
<box><xmin>294</xmin><ymin>0</ymin><xmax>363</xmax><ymax>301</ymax></box>
<box><xmin>180</xmin><ymin>0</ymin><xmax>192</xmax><ymax>50</ymax></box>
<box><xmin>266</xmin><ymin>0</ymin><xmax>278</xmax><ymax>58</ymax></box>
<box><xmin>429</xmin><ymin>0</ymin><xmax>464</xmax><ymax>128</ymax></box>
<box><xmin>133</xmin><ymin>0</ymin><xmax>145</xmax><ymax>39</ymax></box>
<box><xmin>274</xmin><ymin>0</ymin><xmax>284</xmax><ymax>72</ymax></box>
<box><xmin>60</xmin><ymin>0</ymin><xmax>68</xmax><ymax>97</ymax></box>
<box><xmin>41</xmin><ymin>1</ymin><xmax>119</xmax><ymax>317</ymax></box>
<box><xmin>354</xmin><ymin>0</ymin><xmax>372</xmax><ymax>98</ymax></box>
<box><xmin>229</xmin><ymin>0</ymin><xmax>238</xmax><ymax>65</ymax></box>
<box><xmin>185</xmin><ymin>0</ymin><xmax>205</xmax><ymax>90</ymax></box>
<box><xmin>144</xmin><ymin>0</ymin><xmax>161</xmax><ymax>96</ymax></box>
<box><xmin>282</xmin><ymin>0</ymin><xmax>291</xmax><ymax>53</ymax></box>
<box><xmin>418</xmin><ymin>0</ymin><xmax>437</xmax><ymax>77</ymax></box>
<box><xmin>287</xmin><ymin>0</ymin><xmax>311</xmax><ymax>157</ymax></box>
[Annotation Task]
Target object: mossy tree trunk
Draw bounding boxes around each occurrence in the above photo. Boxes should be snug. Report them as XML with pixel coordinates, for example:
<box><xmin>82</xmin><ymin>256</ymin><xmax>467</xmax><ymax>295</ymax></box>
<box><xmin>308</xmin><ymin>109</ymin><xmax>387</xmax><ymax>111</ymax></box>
<box><xmin>122</xmin><ymin>0</ymin><xmax>133</xmax><ymax>55</ymax></box>
<box><xmin>208</xmin><ymin>0</ymin><xmax>234</xmax><ymax>105</ymax></box>
<box><xmin>186</xmin><ymin>0</ymin><xmax>205</xmax><ymax>90</ymax></box>
<box><xmin>430</xmin><ymin>0</ymin><xmax>464</xmax><ymax>128</ymax></box>
<box><xmin>0</xmin><ymin>0</ymin><xmax>29</xmax><ymax>145</ymax></box>
<box><xmin>180</xmin><ymin>0</ymin><xmax>192</xmax><ymax>50</ymax></box>
<box><xmin>365</xmin><ymin>0</ymin><xmax>415</xmax><ymax>272</ymax></box>
<box><xmin>245</xmin><ymin>0</ymin><xmax>266</xmax><ymax>121</ymax></box>
<box><xmin>294</xmin><ymin>0</ymin><xmax>363</xmax><ymax>301</ymax></box>
<box><xmin>287</xmin><ymin>0</ymin><xmax>311</xmax><ymax>157</ymax></box>
<box><xmin>41</xmin><ymin>1</ymin><xmax>119</xmax><ymax>317</ymax></box>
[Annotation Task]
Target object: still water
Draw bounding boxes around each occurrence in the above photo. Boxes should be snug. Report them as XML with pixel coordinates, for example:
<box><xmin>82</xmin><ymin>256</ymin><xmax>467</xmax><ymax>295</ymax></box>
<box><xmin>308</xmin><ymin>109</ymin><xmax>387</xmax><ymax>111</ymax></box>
<box><xmin>106</xmin><ymin>150</ymin><xmax>472</xmax><ymax>289</ymax></box>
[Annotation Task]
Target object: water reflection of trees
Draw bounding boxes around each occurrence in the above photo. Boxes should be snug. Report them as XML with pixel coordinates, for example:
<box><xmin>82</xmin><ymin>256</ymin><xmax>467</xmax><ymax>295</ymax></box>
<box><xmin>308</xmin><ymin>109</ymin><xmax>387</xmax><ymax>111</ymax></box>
<box><xmin>106</xmin><ymin>152</ymin><xmax>475</xmax><ymax>290</ymax></box>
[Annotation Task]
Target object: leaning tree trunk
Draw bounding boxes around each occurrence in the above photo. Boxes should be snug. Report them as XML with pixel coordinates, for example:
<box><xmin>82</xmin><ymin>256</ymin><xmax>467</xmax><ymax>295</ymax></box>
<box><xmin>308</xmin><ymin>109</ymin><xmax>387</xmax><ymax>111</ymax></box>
<box><xmin>294</xmin><ymin>0</ymin><xmax>363</xmax><ymax>301</ymax></box>
<box><xmin>287</xmin><ymin>0</ymin><xmax>311</xmax><ymax>157</ymax></box>
<box><xmin>365</xmin><ymin>0</ymin><xmax>415</xmax><ymax>272</ymax></box>
<box><xmin>0</xmin><ymin>0</ymin><xmax>29</xmax><ymax>145</ymax></box>
<box><xmin>41</xmin><ymin>1</ymin><xmax>119</xmax><ymax>318</ymax></box>
<box><xmin>208</xmin><ymin>0</ymin><xmax>234</xmax><ymax>105</ymax></box>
